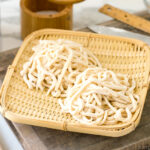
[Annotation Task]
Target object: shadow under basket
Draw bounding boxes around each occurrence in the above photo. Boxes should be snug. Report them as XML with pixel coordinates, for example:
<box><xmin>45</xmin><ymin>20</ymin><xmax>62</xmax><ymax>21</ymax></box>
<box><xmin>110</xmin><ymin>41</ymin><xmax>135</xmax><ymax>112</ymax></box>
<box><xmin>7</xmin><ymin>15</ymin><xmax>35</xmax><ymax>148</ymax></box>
<box><xmin>0</xmin><ymin>29</ymin><xmax>150</xmax><ymax>137</ymax></box>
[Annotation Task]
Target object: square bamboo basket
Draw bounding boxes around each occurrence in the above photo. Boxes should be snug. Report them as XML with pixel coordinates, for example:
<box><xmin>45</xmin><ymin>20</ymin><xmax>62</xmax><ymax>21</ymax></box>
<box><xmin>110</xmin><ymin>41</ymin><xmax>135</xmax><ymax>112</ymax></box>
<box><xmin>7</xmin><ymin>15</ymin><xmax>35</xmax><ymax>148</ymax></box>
<box><xmin>0</xmin><ymin>29</ymin><xmax>150</xmax><ymax>137</ymax></box>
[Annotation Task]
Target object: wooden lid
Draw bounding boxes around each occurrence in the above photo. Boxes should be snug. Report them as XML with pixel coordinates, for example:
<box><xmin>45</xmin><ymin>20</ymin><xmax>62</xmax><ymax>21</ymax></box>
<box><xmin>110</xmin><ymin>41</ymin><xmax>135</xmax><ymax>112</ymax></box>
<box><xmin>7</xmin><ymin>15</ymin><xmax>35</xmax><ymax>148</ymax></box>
<box><xmin>48</xmin><ymin>0</ymin><xmax>84</xmax><ymax>5</ymax></box>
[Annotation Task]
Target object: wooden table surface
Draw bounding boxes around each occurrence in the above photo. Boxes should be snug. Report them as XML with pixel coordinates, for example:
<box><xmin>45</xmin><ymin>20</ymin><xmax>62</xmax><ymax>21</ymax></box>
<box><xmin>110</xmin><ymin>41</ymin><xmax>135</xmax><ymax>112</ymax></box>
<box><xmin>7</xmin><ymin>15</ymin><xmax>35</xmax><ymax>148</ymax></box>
<box><xmin>1</xmin><ymin>11</ymin><xmax>150</xmax><ymax>150</ymax></box>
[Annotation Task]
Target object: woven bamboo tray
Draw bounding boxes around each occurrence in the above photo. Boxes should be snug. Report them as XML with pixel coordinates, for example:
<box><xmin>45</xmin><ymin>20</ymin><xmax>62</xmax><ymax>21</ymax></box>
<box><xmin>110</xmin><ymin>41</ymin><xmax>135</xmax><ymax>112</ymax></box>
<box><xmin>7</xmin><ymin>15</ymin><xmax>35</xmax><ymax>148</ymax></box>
<box><xmin>0</xmin><ymin>29</ymin><xmax>150</xmax><ymax>137</ymax></box>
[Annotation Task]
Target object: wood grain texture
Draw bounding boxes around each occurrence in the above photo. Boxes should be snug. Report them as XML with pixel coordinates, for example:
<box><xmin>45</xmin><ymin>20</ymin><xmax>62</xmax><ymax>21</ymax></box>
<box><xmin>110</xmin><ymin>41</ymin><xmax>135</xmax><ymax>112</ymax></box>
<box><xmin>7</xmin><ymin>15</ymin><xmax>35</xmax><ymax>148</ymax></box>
<box><xmin>1</xmin><ymin>11</ymin><xmax>150</xmax><ymax>150</ymax></box>
<box><xmin>99</xmin><ymin>4</ymin><xmax>150</xmax><ymax>34</ymax></box>
<box><xmin>13</xmin><ymin>123</ymin><xmax>48</xmax><ymax>150</ymax></box>
<box><xmin>20</xmin><ymin>0</ymin><xmax>72</xmax><ymax>39</ymax></box>
<box><xmin>48</xmin><ymin>0</ymin><xmax>84</xmax><ymax>5</ymax></box>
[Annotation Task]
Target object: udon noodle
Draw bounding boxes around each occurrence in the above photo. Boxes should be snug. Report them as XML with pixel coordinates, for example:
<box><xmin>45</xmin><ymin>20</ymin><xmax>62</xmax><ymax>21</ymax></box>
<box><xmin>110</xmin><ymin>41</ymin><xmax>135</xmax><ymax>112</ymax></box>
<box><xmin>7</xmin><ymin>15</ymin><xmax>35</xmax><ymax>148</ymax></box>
<box><xmin>21</xmin><ymin>39</ymin><xmax>139</xmax><ymax>125</ymax></box>
<box><xmin>20</xmin><ymin>39</ymin><xmax>101</xmax><ymax>97</ymax></box>
<box><xmin>59</xmin><ymin>67</ymin><xmax>139</xmax><ymax>125</ymax></box>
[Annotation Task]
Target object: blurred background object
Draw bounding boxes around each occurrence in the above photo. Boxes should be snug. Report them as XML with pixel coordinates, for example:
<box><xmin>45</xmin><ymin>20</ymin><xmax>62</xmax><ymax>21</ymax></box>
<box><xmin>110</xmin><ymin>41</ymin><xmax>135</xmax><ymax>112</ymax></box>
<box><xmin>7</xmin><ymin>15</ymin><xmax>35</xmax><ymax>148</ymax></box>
<box><xmin>1</xmin><ymin>0</ymin><xmax>22</xmax><ymax>51</ymax></box>
<box><xmin>0</xmin><ymin>0</ymin><xmax>146</xmax><ymax>51</ymax></box>
<box><xmin>48</xmin><ymin>0</ymin><xmax>84</xmax><ymax>5</ymax></box>
<box><xmin>20</xmin><ymin>0</ymin><xmax>73</xmax><ymax>39</ymax></box>
<box><xmin>0</xmin><ymin>1</ymin><xmax>1</xmax><ymax>51</ymax></box>
<box><xmin>144</xmin><ymin>0</ymin><xmax>150</xmax><ymax>13</ymax></box>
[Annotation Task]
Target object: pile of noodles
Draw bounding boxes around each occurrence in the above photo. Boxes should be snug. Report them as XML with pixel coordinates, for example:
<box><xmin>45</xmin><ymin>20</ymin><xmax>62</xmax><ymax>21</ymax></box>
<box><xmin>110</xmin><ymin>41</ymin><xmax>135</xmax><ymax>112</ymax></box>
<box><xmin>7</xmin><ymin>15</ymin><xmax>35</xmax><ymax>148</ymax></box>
<box><xmin>21</xmin><ymin>39</ymin><xmax>139</xmax><ymax>125</ymax></box>
<box><xmin>59</xmin><ymin>68</ymin><xmax>139</xmax><ymax>125</ymax></box>
<box><xmin>20</xmin><ymin>39</ymin><xmax>101</xmax><ymax>97</ymax></box>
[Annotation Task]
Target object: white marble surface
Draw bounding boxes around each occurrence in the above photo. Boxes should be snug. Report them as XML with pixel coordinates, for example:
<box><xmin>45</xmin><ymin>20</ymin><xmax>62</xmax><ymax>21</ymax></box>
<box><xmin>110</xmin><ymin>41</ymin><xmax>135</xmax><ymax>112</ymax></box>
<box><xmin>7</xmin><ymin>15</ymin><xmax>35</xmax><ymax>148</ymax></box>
<box><xmin>0</xmin><ymin>0</ymin><xmax>147</xmax><ymax>150</ymax></box>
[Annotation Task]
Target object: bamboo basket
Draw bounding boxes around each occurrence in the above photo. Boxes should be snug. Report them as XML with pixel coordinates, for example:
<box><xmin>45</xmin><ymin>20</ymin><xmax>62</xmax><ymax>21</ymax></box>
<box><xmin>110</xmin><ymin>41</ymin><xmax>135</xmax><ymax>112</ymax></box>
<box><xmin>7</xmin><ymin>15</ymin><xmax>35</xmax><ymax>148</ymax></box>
<box><xmin>0</xmin><ymin>29</ymin><xmax>150</xmax><ymax>137</ymax></box>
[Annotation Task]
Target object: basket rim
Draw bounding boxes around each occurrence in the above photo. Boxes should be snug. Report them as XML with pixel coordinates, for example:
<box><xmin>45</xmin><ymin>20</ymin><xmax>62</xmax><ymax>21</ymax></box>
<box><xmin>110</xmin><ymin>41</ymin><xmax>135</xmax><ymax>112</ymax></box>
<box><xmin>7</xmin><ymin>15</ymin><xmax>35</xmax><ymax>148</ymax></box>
<box><xmin>3</xmin><ymin>111</ymin><xmax>138</xmax><ymax>137</ymax></box>
<box><xmin>0</xmin><ymin>28</ymin><xmax>150</xmax><ymax>137</ymax></box>
<box><xmin>24</xmin><ymin>28</ymin><xmax>150</xmax><ymax>47</ymax></box>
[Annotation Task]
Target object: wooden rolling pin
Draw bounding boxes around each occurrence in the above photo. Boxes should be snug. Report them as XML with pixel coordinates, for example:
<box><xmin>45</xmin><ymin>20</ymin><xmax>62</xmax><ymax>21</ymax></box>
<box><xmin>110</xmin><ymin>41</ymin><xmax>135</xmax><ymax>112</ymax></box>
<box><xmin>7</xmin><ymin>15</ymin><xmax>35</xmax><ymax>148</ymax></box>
<box><xmin>99</xmin><ymin>4</ymin><xmax>150</xmax><ymax>34</ymax></box>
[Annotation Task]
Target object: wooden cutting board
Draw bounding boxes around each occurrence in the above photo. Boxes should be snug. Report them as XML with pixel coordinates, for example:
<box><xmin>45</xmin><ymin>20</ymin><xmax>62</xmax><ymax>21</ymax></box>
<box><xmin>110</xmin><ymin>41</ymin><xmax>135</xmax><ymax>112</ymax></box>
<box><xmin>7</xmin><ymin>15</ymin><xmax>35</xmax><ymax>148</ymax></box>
<box><xmin>1</xmin><ymin>11</ymin><xmax>150</xmax><ymax>150</ymax></box>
